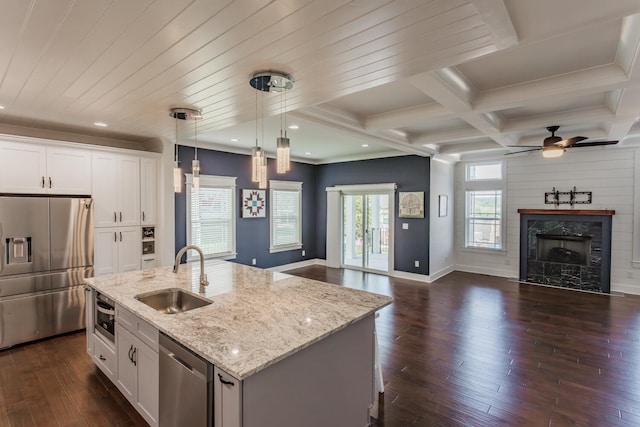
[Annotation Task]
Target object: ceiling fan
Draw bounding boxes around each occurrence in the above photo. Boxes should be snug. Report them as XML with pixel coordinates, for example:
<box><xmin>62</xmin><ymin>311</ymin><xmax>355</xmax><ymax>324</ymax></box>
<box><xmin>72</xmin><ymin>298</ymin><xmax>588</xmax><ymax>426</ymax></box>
<box><xmin>505</xmin><ymin>126</ymin><xmax>618</xmax><ymax>158</ymax></box>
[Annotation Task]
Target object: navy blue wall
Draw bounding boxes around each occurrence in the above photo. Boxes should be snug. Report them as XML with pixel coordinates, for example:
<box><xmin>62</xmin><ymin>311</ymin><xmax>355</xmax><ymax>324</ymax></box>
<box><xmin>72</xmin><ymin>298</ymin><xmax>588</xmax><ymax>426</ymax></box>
<box><xmin>316</xmin><ymin>156</ymin><xmax>430</xmax><ymax>275</ymax></box>
<box><xmin>175</xmin><ymin>146</ymin><xmax>317</xmax><ymax>268</ymax></box>
<box><xmin>175</xmin><ymin>149</ymin><xmax>429</xmax><ymax>275</ymax></box>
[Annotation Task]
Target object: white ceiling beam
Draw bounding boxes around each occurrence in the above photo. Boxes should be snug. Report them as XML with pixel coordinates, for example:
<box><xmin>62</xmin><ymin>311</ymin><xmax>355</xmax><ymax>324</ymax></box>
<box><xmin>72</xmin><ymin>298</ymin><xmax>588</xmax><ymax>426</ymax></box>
<box><xmin>407</xmin><ymin>70</ymin><xmax>514</xmax><ymax>147</ymax></box>
<box><xmin>501</xmin><ymin>106</ymin><xmax>616</xmax><ymax>134</ymax></box>
<box><xmin>607</xmin><ymin>14</ymin><xmax>640</xmax><ymax>143</ymax></box>
<box><xmin>473</xmin><ymin>64</ymin><xmax>631</xmax><ymax>112</ymax></box>
<box><xmin>410</xmin><ymin>127</ymin><xmax>484</xmax><ymax>145</ymax></box>
<box><xmin>438</xmin><ymin>140</ymin><xmax>503</xmax><ymax>155</ymax></box>
<box><xmin>470</xmin><ymin>0</ymin><xmax>518</xmax><ymax>50</ymax></box>
<box><xmin>364</xmin><ymin>103</ymin><xmax>453</xmax><ymax>130</ymax></box>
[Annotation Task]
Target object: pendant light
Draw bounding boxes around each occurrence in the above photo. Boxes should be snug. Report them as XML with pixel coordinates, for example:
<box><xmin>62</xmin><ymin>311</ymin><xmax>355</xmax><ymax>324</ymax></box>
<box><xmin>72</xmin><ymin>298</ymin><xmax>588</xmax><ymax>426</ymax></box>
<box><xmin>169</xmin><ymin>107</ymin><xmax>202</xmax><ymax>193</ymax></box>
<box><xmin>249</xmin><ymin>70</ymin><xmax>294</xmax><ymax>183</ymax></box>
<box><xmin>172</xmin><ymin>118</ymin><xmax>182</xmax><ymax>193</ymax></box>
<box><xmin>276</xmin><ymin>86</ymin><xmax>290</xmax><ymax>173</ymax></box>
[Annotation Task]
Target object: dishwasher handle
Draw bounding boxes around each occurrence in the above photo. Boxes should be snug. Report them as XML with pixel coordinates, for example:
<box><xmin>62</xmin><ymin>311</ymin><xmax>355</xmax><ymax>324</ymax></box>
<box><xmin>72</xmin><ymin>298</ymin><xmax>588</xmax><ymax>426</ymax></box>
<box><xmin>169</xmin><ymin>352</ymin><xmax>194</xmax><ymax>372</ymax></box>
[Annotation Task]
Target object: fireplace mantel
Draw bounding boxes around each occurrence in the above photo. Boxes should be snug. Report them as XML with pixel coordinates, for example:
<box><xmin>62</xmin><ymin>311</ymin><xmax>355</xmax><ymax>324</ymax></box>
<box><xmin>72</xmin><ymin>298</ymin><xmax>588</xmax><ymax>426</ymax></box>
<box><xmin>517</xmin><ymin>209</ymin><xmax>615</xmax><ymax>216</ymax></box>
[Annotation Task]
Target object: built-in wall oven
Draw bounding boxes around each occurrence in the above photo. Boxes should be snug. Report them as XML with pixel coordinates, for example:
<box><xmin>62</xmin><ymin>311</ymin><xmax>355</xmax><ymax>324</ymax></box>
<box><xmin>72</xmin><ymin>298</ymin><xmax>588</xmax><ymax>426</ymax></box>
<box><xmin>95</xmin><ymin>292</ymin><xmax>115</xmax><ymax>343</ymax></box>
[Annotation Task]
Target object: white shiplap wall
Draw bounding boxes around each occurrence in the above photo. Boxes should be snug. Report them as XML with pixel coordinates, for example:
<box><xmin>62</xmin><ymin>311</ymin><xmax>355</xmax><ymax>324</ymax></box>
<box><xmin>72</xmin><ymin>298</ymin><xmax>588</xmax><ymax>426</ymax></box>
<box><xmin>454</xmin><ymin>147</ymin><xmax>640</xmax><ymax>294</ymax></box>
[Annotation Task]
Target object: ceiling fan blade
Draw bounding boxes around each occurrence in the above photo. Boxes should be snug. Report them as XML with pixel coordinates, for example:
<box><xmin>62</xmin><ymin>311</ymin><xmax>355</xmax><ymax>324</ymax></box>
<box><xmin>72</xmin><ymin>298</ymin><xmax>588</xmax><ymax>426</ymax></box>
<box><xmin>504</xmin><ymin>148</ymin><xmax>542</xmax><ymax>155</ymax></box>
<box><xmin>557</xmin><ymin>136</ymin><xmax>588</xmax><ymax>147</ymax></box>
<box><xmin>567</xmin><ymin>140</ymin><xmax>619</xmax><ymax>148</ymax></box>
<box><xmin>507</xmin><ymin>145</ymin><xmax>543</xmax><ymax>148</ymax></box>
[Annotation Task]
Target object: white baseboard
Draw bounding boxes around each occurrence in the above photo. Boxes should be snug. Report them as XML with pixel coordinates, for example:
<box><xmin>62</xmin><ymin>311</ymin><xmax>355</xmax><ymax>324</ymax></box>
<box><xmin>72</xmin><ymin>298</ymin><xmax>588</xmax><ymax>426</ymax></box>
<box><xmin>390</xmin><ymin>270</ymin><xmax>431</xmax><ymax>283</ymax></box>
<box><xmin>269</xmin><ymin>258</ymin><xmax>326</xmax><ymax>272</ymax></box>
<box><xmin>427</xmin><ymin>265</ymin><xmax>455</xmax><ymax>282</ymax></box>
<box><xmin>611</xmin><ymin>282</ymin><xmax>640</xmax><ymax>296</ymax></box>
<box><xmin>454</xmin><ymin>263</ymin><xmax>516</xmax><ymax>278</ymax></box>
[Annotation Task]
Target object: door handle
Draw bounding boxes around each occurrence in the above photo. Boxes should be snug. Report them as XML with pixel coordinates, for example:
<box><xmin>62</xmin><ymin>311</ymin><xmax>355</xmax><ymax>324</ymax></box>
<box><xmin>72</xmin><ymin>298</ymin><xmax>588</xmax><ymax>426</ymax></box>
<box><xmin>41</xmin><ymin>176</ymin><xmax>45</xmax><ymax>188</ymax></box>
<box><xmin>142</xmin><ymin>211</ymin><xmax>145</xmax><ymax>221</ymax></box>
<box><xmin>119</xmin><ymin>212</ymin><xmax>122</xmax><ymax>222</ymax></box>
<box><xmin>128</xmin><ymin>344</ymin><xmax>133</xmax><ymax>363</ymax></box>
<box><xmin>114</xmin><ymin>232</ymin><xmax>117</xmax><ymax>242</ymax></box>
<box><xmin>132</xmin><ymin>347</ymin><xmax>137</xmax><ymax>366</ymax></box>
<box><xmin>114</xmin><ymin>212</ymin><xmax>117</xmax><ymax>223</ymax></box>
<box><xmin>48</xmin><ymin>177</ymin><xmax>52</xmax><ymax>188</ymax></box>
<box><xmin>218</xmin><ymin>373</ymin><xmax>235</xmax><ymax>387</ymax></box>
<box><xmin>119</xmin><ymin>232</ymin><xmax>122</xmax><ymax>242</ymax></box>
<box><xmin>99</xmin><ymin>354</ymin><xmax>106</xmax><ymax>361</ymax></box>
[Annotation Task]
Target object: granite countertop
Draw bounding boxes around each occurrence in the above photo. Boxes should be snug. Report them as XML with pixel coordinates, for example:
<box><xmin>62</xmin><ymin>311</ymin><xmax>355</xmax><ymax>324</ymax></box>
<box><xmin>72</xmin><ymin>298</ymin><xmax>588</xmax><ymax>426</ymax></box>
<box><xmin>84</xmin><ymin>260</ymin><xmax>393</xmax><ymax>380</ymax></box>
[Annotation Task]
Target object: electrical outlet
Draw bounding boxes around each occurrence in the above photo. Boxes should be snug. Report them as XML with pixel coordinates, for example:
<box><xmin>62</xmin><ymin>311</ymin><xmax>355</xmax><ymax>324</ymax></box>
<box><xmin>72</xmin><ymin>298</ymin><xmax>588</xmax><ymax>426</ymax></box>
<box><xmin>302</xmin><ymin>250</ymin><xmax>306</xmax><ymax>256</ymax></box>
<box><xmin>402</xmin><ymin>223</ymin><xmax>409</xmax><ymax>230</ymax></box>
<box><xmin>415</xmin><ymin>260</ymin><xmax>419</xmax><ymax>268</ymax></box>
<box><xmin>252</xmin><ymin>258</ymin><xmax>256</xmax><ymax>265</ymax></box>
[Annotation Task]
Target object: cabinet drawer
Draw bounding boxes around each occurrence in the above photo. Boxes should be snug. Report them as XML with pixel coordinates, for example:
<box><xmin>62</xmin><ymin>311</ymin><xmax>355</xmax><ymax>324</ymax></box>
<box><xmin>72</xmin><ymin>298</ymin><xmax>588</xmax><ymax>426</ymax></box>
<box><xmin>116</xmin><ymin>304</ymin><xmax>159</xmax><ymax>351</ymax></box>
<box><xmin>93</xmin><ymin>335</ymin><xmax>116</xmax><ymax>379</ymax></box>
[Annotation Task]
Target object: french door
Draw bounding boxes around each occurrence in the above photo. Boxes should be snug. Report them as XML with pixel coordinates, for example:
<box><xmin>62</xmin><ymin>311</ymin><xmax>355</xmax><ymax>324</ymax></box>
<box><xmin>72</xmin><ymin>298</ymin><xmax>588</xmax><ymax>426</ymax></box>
<box><xmin>342</xmin><ymin>193</ymin><xmax>390</xmax><ymax>272</ymax></box>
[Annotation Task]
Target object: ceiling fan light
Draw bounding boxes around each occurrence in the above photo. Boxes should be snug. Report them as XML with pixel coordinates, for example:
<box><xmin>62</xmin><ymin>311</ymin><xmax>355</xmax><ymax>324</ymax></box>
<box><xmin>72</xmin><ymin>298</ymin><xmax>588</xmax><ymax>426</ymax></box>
<box><xmin>542</xmin><ymin>147</ymin><xmax>564</xmax><ymax>158</ymax></box>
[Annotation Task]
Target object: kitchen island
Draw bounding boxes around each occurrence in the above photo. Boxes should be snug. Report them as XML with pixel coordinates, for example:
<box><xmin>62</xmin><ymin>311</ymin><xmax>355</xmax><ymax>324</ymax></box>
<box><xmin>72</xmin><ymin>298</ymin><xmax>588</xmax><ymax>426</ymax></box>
<box><xmin>84</xmin><ymin>260</ymin><xmax>392</xmax><ymax>427</ymax></box>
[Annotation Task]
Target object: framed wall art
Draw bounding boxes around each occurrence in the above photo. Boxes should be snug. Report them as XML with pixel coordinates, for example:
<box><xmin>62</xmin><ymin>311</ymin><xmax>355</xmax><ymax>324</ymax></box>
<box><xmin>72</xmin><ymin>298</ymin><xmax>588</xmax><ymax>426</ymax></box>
<box><xmin>398</xmin><ymin>191</ymin><xmax>424</xmax><ymax>218</ymax></box>
<box><xmin>438</xmin><ymin>194</ymin><xmax>448</xmax><ymax>217</ymax></box>
<box><xmin>242</xmin><ymin>189</ymin><xmax>266</xmax><ymax>218</ymax></box>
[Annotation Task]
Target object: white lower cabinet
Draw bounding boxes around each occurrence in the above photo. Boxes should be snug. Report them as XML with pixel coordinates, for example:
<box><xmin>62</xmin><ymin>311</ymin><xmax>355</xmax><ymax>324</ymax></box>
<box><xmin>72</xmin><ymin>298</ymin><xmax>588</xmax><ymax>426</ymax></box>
<box><xmin>115</xmin><ymin>313</ymin><xmax>159</xmax><ymax>427</ymax></box>
<box><xmin>214</xmin><ymin>367</ymin><xmax>242</xmax><ymax>427</ymax></box>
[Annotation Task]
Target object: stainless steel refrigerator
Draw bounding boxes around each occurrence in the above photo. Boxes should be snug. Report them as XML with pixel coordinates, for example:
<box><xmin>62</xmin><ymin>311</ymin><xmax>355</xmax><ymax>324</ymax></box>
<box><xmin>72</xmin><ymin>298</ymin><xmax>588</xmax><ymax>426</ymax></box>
<box><xmin>0</xmin><ymin>196</ymin><xmax>93</xmax><ymax>349</ymax></box>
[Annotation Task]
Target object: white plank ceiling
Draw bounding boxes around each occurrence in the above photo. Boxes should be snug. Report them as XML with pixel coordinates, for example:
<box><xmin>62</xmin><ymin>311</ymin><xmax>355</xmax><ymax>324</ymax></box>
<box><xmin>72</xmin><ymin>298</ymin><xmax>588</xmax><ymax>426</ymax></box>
<box><xmin>0</xmin><ymin>0</ymin><xmax>639</xmax><ymax>162</ymax></box>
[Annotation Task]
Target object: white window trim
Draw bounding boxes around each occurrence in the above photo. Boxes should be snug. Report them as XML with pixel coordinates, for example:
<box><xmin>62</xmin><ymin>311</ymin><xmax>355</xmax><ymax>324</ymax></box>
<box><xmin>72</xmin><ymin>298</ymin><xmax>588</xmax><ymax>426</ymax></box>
<box><xmin>185</xmin><ymin>173</ymin><xmax>237</xmax><ymax>260</ymax></box>
<box><xmin>269</xmin><ymin>180</ymin><xmax>303</xmax><ymax>253</ymax></box>
<box><xmin>463</xmin><ymin>162</ymin><xmax>506</xmax><ymax>251</ymax></box>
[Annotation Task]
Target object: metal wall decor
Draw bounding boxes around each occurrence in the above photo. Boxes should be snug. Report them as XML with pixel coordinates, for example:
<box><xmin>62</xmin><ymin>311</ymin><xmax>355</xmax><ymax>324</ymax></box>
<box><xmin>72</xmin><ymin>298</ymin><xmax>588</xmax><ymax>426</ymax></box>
<box><xmin>544</xmin><ymin>187</ymin><xmax>592</xmax><ymax>206</ymax></box>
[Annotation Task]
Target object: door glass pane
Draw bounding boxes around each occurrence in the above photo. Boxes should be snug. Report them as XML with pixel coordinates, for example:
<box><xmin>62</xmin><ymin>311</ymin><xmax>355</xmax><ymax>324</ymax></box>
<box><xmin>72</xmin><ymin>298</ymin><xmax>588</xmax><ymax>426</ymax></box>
<box><xmin>364</xmin><ymin>194</ymin><xmax>389</xmax><ymax>272</ymax></box>
<box><xmin>342</xmin><ymin>195</ymin><xmax>363</xmax><ymax>268</ymax></box>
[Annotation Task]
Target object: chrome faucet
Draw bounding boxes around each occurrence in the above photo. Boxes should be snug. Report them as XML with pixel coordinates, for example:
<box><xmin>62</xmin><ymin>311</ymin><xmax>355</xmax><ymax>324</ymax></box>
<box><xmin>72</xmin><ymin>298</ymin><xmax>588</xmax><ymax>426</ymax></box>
<box><xmin>173</xmin><ymin>245</ymin><xmax>209</xmax><ymax>286</ymax></box>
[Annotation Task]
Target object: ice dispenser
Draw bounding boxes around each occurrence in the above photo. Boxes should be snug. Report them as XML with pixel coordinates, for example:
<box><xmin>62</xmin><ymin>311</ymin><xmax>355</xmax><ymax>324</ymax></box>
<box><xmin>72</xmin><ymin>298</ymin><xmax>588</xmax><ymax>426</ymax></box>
<box><xmin>6</xmin><ymin>237</ymin><xmax>32</xmax><ymax>264</ymax></box>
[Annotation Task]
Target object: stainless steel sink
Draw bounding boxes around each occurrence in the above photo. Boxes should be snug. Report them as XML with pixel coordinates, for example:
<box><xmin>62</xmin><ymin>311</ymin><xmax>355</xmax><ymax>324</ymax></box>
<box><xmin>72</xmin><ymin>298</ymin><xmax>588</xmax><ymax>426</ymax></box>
<box><xmin>134</xmin><ymin>288</ymin><xmax>212</xmax><ymax>314</ymax></box>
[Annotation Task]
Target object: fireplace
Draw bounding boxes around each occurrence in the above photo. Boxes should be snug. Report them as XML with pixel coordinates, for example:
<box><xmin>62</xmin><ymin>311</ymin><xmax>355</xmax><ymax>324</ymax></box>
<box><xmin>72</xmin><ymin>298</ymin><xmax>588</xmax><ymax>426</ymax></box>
<box><xmin>518</xmin><ymin>209</ymin><xmax>613</xmax><ymax>293</ymax></box>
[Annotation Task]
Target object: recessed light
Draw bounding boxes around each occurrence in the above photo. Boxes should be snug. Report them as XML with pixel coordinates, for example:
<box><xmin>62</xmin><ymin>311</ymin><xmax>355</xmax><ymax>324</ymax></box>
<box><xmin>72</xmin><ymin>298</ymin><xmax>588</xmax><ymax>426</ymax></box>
<box><xmin>0</xmin><ymin>105</ymin><xmax>5</xmax><ymax>110</ymax></box>
<box><xmin>288</xmin><ymin>125</ymin><xmax>299</xmax><ymax>130</ymax></box>
<box><xmin>361</xmin><ymin>144</ymin><xmax>369</xmax><ymax>147</ymax></box>
<box><xmin>94</xmin><ymin>122</ymin><xmax>108</xmax><ymax>127</ymax></box>
<box><xmin>230</xmin><ymin>138</ymin><xmax>238</xmax><ymax>142</ymax></box>
<box><xmin>305</xmin><ymin>151</ymin><xmax>311</xmax><ymax>155</ymax></box>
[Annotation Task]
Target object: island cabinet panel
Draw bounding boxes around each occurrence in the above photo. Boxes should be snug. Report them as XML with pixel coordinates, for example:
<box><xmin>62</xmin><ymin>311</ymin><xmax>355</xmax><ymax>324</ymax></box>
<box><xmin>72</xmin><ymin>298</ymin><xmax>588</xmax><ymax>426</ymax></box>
<box><xmin>214</xmin><ymin>367</ymin><xmax>243</xmax><ymax>427</ymax></box>
<box><xmin>115</xmin><ymin>307</ymin><xmax>159</xmax><ymax>427</ymax></box>
<box><xmin>241</xmin><ymin>315</ymin><xmax>376</xmax><ymax>427</ymax></box>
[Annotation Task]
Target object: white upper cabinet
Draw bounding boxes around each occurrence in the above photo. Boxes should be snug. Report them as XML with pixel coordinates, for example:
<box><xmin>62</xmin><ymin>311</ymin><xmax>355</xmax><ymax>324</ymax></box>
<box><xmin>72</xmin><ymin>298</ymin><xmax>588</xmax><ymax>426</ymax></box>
<box><xmin>92</xmin><ymin>152</ymin><xmax>140</xmax><ymax>227</ymax></box>
<box><xmin>0</xmin><ymin>140</ymin><xmax>91</xmax><ymax>194</ymax></box>
<box><xmin>140</xmin><ymin>158</ymin><xmax>157</xmax><ymax>225</ymax></box>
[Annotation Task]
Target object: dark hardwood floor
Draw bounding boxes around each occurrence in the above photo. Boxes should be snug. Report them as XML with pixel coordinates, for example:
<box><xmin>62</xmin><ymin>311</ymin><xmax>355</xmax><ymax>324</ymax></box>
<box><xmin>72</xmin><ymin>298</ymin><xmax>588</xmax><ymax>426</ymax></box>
<box><xmin>287</xmin><ymin>266</ymin><xmax>640</xmax><ymax>427</ymax></box>
<box><xmin>2</xmin><ymin>267</ymin><xmax>640</xmax><ymax>426</ymax></box>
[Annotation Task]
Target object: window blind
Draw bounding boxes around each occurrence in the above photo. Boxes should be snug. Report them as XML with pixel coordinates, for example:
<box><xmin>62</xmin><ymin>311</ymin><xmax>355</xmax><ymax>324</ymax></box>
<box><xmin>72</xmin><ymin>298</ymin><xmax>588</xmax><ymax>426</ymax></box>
<box><xmin>271</xmin><ymin>190</ymin><xmax>300</xmax><ymax>247</ymax></box>
<box><xmin>189</xmin><ymin>185</ymin><xmax>233</xmax><ymax>257</ymax></box>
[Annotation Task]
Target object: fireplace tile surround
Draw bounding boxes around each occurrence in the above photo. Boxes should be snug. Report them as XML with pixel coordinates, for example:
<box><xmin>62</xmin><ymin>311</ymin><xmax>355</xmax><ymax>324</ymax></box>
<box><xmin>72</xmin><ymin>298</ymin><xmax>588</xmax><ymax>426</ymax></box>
<box><xmin>518</xmin><ymin>209</ymin><xmax>614</xmax><ymax>293</ymax></box>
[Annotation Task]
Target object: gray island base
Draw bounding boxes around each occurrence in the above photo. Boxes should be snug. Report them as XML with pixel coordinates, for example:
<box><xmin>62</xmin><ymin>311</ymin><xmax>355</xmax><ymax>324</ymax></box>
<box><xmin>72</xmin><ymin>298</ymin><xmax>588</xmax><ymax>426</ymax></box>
<box><xmin>85</xmin><ymin>260</ymin><xmax>392</xmax><ymax>427</ymax></box>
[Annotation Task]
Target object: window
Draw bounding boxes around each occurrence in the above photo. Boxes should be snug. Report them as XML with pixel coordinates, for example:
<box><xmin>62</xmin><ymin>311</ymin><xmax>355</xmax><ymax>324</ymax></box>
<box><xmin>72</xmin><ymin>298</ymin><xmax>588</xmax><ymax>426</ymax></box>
<box><xmin>269</xmin><ymin>180</ymin><xmax>302</xmax><ymax>253</ymax></box>
<box><xmin>464</xmin><ymin>162</ymin><xmax>504</xmax><ymax>250</ymax></box>
<box><xmin>186</xmin><ymin>174</ymin><xmax>236</xmax><ymax>259</ymax></box>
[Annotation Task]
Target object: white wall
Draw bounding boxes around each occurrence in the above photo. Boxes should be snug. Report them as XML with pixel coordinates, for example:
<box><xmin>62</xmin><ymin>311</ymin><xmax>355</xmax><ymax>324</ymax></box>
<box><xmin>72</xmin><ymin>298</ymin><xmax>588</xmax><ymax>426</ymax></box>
<box><xmin>454</xmin><ymin>147</ymin><xmax>640</xmax><ymax>294</ymax></box>
<box><xmin>429</xmin><ymin>159</ymin><xmax>455</xmax><ymax>280</ymax></box>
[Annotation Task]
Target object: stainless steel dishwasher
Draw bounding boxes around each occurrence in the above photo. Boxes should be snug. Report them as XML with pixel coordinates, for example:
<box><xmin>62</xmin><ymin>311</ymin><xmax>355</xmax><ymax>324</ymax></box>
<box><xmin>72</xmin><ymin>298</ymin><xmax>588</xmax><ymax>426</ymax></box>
<box><xmin>159</xmin><ymin>333</ymin><xmax>213</xmax><ymax>427</ymax></box>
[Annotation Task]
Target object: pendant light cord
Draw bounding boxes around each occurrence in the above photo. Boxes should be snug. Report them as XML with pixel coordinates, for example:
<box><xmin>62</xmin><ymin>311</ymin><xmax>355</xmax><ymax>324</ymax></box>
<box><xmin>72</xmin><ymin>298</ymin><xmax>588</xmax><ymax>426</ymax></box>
<box><xmin>174</xmin><ymin>118</ymin><xmax>178</xmax><ymax>162</ymax></box>
<box><xmin>194</xmin><ymin>114</ymin><xmax>198</xmax><ymax>161</ymax></box>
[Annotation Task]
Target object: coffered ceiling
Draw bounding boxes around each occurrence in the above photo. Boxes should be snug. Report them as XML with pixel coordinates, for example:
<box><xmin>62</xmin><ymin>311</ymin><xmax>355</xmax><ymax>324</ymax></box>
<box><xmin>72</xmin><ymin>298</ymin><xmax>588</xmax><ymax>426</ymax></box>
<box><xmin>0</xmin><ymin>0</ymin><xmax>639</xmax><ymax>162</ymax></box>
